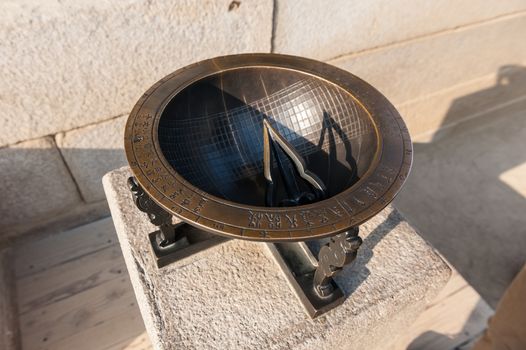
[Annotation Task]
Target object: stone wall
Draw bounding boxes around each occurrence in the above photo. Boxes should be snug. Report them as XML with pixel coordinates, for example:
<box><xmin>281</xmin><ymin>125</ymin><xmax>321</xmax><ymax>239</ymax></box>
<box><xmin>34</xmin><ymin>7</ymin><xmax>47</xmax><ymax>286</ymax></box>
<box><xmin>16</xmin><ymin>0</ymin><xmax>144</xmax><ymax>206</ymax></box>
<box><xmin>1</xmin><ymin>0</ymin><xmax>525</xmax><ymax>241</ymax></box>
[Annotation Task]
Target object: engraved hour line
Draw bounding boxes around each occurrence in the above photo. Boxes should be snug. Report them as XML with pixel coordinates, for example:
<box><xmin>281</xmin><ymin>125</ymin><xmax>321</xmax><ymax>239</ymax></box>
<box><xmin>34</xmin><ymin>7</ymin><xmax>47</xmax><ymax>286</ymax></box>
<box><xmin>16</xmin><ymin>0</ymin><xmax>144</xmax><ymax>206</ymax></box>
<box><xmin>133</xmin><ymin>111</ymin><xmax>240</xmax><ymax>215</ymax></box>
<box><xmin>338</xmin><ymin>199</ymin><xmax>353</xmax><ymax>215</ymax></box>
<box><xmin>131</xmin><ymin>114</ymin><xmax>205</xmax><ymax>217</ymax></box>
<box><xmin>285</xmin><ymin>214</ymin><xmax>298</xmax><ymax>228</ymax></box>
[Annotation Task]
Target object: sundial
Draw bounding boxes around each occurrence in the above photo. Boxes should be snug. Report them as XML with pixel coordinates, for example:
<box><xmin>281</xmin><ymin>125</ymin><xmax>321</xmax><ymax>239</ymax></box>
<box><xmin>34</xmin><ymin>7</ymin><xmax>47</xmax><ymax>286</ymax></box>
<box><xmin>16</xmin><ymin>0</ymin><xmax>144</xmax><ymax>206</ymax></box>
<box><xmin>124</xmin><ymin>53</ymin><xmax>412</xmax><ymax>318</ymax></box>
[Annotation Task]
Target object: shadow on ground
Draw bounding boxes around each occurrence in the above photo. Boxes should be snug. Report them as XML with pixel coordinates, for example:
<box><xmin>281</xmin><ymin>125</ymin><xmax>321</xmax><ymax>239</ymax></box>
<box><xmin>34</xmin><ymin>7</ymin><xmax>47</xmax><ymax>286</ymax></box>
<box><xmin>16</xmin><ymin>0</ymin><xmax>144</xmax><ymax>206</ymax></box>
<box><xmin>394</xmin><ymin>65</ymin><xmax>526</xmax><ymax>308</ymax></box>
<box><xmin>405</xmin><ymin>299</ymin><xmax>490</xmax><ymax>350</ymax></box>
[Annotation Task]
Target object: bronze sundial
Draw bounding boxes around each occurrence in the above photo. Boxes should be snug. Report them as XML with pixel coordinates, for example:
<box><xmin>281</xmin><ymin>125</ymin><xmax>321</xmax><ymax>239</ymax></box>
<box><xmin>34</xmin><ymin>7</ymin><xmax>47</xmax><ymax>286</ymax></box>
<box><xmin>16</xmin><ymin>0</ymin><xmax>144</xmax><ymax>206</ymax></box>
<box><xmin>125</xmin><ymin>53</ymin><xmax>412</xmax><ymax>317</ymax></box>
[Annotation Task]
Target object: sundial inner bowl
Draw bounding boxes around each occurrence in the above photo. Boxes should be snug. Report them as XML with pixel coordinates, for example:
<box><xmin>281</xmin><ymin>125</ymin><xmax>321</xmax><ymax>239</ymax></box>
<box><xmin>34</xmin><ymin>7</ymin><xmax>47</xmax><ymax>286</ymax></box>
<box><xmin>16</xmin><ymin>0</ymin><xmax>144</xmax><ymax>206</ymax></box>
<box><xmin>125</xmin><ymin>54</ymin><xmax>412</xmax><ymax>241</ymax></box>
<box><xmin>157</xmin><ymin>67</ymin><xmax>377</xmax><ymax>207</ymax></box>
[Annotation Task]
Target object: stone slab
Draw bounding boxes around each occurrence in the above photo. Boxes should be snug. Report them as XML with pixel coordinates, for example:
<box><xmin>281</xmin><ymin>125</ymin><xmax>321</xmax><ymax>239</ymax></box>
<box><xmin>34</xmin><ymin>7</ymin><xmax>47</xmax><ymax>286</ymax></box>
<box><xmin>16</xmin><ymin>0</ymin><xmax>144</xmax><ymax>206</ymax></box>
<box><xmin>274</xmin><ymin>0</ymin><xmax>526</xmax><ymax>61</ymax></box>
<box><xmin>0</xmin><ymin>137</ymin><xmax>82</xmax><ymax>232</ymax></box>
<box><xmin>329</xmin><ymin>14</ymin><xmax>526</xmax><ymax>106</ymax></box>
<box><xmin>103</xmin><ymin>167</ymin><xmax>451</xmax><ymax>350</ymax></box>
<box><xmin>56</xmin><ymin>116</ymin><xmax>128</xmax><ymax>203</ymax></box>
<box><xmin>0</xmin><ymin>0</ymin><xmax>273</xmax><ymax>146</ymax></box>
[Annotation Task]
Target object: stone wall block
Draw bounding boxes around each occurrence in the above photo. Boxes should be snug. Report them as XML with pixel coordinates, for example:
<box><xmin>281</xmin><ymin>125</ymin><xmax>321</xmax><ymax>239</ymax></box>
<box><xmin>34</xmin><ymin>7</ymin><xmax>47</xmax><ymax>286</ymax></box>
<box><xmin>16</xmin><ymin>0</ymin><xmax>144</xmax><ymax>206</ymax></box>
<box><xmin>0</xmin><ymin>0</ymin><xmax>273</xmax><ymax>146</ymax></box>
<box><xmin>0</xmin><ymin>137</ymin><xmax>82</xmax><ymax>230</ymax></box>
<box><xmin>398</xmin><ymin>65</ymin><xmax>526</xmax><ymax>139</ymax></box>
<box><xmin>56</xmin><ymin>116</ymin><xmax>128</xmax><ymax>203</ymax></box>
<box><xmin>274</xmin><ymin>0</ymin><xmax>526</xmax><ymax>61</ymax></box>
<box><xmin>329</xmin><ymin>15</ymin><xmax>526</xmax><ymax>107</ymax></box>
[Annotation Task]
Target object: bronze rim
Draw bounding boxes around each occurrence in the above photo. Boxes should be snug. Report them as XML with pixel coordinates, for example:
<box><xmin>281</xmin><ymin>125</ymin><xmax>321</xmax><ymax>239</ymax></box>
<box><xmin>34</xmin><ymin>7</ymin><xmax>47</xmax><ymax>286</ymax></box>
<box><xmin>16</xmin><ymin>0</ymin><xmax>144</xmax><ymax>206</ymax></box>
<box><xmin>125</xmin><ymin>53</ymin><xmax>412</xmax><ymax>241</ymax></box>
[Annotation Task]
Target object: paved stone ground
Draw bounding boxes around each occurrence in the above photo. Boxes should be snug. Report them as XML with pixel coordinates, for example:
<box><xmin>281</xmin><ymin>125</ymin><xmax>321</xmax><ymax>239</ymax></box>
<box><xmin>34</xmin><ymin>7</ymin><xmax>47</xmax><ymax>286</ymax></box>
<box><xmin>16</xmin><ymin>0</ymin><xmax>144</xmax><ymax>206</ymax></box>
<box><xmin>395</xmin><ymin>99</ymin><xmax>526</xmax><ymax>307</ymax></box>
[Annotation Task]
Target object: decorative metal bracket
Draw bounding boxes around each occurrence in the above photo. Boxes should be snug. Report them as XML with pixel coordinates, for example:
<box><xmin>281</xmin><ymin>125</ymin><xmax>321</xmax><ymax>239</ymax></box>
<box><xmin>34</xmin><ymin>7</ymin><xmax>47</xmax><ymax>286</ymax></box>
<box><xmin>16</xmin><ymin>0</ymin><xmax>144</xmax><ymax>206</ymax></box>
<box><xmin>267</xmin><ymin>228</ymin><xmax>362</xmax><ymax>318</ymax></box>
<box><xmin>128</xmin><ymin>177</ymin><xmax>190</xmax><ymax>267</ymax></box>
<box><xmin>128</xmin><ymin>177</ymin><xmax>226</xmax><ymax>267</ymax></box>
<box><xmin>314</xmin><ymin>227</ymin><xmax>362</xmax><ymax>297</ymax></box>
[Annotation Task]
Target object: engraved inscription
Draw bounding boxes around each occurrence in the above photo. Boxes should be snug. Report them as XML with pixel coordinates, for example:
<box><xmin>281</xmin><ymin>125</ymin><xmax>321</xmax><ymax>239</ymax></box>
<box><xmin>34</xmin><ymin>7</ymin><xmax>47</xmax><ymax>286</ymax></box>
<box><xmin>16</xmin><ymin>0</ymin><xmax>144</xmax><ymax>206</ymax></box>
<box><xmin>281</xmin><ymin>214</ymin><xmax>296</xmax><ymax>228</ymax></box>
<box><xmin>299</xmin><ymin>211</ymin><xmax>314</xmax><ymax>227</ymax></box>
<box><xmin>193</xmin><ymin>197</ymin><xmax>208</xmax><ymax>214</ymax></box>
<box><xmin>368</xmin><ymin>181</ymin><xmax>384</xmax><ymax>190</ymax></box>
<box><xmin>340</xmin><ymin>199</ymin><xmax>354</xmax><ymax>214</ymax></box>
<box><xmin>377</xmin><ymin>164</ymin><xmax>397</xmax><ymax>184</ymax></box>
<box><xmin>170</xmin><ymin>205</ymin><xmax>183</xmax><ymax>214</ymax></box>
<box><xmin>246</xmin><ymin>207</ymin><xmax>344</xmax><ymax>230</ymax></box>
<box><xmin>169</xmin><ymin>188</ymin><xmax>183</xmax><ymax>199</ymax></box>
<box><xmin>212</xmin><ymin>222</ymin><xmax>225</xmax><ymax>231</ymax></box>
<box><xmin>180</xmin><ymin>196</ymin><xmax>192</xmax><ymax>207</ymax></box>
<box><xmin>248</xmin><ymin>211</ymin><xmax>283</xmax><ymax>229</ymax></box>
<box><xmin>313</xmin><ymin>209</ymin><xmax>329</xmax><ymax>223</ymax></box>
<box><xmin>138</xmin><ymin>113</ymin><xmax>153</xmax><ymax>123</ymax></box>
<box><xmin>264</xmin><ymin>213</ymin><xmax>281</xmax><ymax>229</ymax></box>
<box><xmin>353</xmin><ymin>196</ymin><xmax>366</xmax><ymax>207</ymax></box>
<box><xmin>142</xmin><ymin>142</ymin><xmax>153</xmax><ymax>152</ymax></box>
<box><xmin>248</xmin><ymin>211</ymin><xmax>264</xmax><ymax>228</ymax></box>
<box><xmin>363</xmin><ymin>186</ymin><xmax>378</xmax><ymax>199</ymax></box>
<box><xmin>328</xmin><ymin>205</ymin><xmax>344</xmax><ymax>217</ymax></box>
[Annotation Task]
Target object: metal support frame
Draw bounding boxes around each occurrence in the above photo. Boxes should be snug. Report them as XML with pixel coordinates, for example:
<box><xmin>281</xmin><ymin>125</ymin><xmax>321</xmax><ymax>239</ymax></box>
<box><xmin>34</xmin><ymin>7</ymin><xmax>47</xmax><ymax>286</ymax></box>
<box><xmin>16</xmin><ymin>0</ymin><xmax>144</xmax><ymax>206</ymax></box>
<box><xmin>129</xmin><ymin>176</ymin><xmax>362</xmax><ymax>317</ymax></box>
<box><xmin>267</xmin><ymin>229</ymin><xmax>361</xmax><ymax>318</ymax></box>
<box><xmin>128</xmin><ymin>177</ymin><xmax>188</xmax><ymax>267</ymax></box>
<box><xmin>128</xmin><ymin>177</ymin><xmax>225</xmax><ymax>267</ymax></box>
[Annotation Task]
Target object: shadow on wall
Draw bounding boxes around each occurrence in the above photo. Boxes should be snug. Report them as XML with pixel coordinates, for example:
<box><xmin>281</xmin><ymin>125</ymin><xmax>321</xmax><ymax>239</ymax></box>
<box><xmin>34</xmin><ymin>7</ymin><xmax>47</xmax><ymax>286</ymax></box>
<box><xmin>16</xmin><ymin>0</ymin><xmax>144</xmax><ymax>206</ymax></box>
<box><xmin>429</xmin><ymin>65</ymin><xmax>526</xmax><ymax>135</ymax></box>
<box><xmin>393</xmin><ymin>65</ymin><xmax>526</xmax><ymax>347</ymax></box>
<box><xmin>0</xmin><ymin>146</ymin><xmax>126</xmax><ymax>240</ymax></box>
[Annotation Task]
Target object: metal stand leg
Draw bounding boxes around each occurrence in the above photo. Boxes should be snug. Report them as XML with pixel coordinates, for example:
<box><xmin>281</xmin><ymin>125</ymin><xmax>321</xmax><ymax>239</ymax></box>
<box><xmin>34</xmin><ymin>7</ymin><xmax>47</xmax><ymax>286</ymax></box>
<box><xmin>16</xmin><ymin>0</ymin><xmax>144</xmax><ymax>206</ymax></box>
<box><xmin>128</xmin><ymin>177</ymin><xmax>227</xmax><ymax>268</ymax></box>
<box><xmin>313</xmin><ymin>227</ymin><xmax>362</xmax><ymax>297</ymax></box>
<box><xmin>128</xmin><ymin>177</ymin><xmax>190</xmax><ymax>267</ymax></box>
<box><xmin>267</xmin><ymin>228</ymin><xmax>362</xmax><ymax>318</ymax></box>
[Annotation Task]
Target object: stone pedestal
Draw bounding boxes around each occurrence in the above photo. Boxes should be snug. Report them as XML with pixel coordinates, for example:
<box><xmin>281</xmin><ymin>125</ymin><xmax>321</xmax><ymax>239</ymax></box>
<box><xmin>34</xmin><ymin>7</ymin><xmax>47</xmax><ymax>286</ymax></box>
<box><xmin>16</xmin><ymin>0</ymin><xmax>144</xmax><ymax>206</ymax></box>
<box><xmin>103</xmin><ymin>167</ymin><xmax>450</xmax><ymax>350</ymax></box>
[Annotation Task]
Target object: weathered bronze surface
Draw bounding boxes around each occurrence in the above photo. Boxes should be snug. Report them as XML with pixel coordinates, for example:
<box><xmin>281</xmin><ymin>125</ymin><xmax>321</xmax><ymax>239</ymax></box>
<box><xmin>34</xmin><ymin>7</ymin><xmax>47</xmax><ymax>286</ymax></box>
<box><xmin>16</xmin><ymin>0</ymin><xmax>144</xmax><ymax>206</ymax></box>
<box><xmin>124</xmin><ymin>53</ymin><xmax>412</xmax><ymax>318</ymax></box>
<box><xmin>125</xmin><ymin>53</ymin><xmax>412</xmax><ymax>242</ymax></box>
